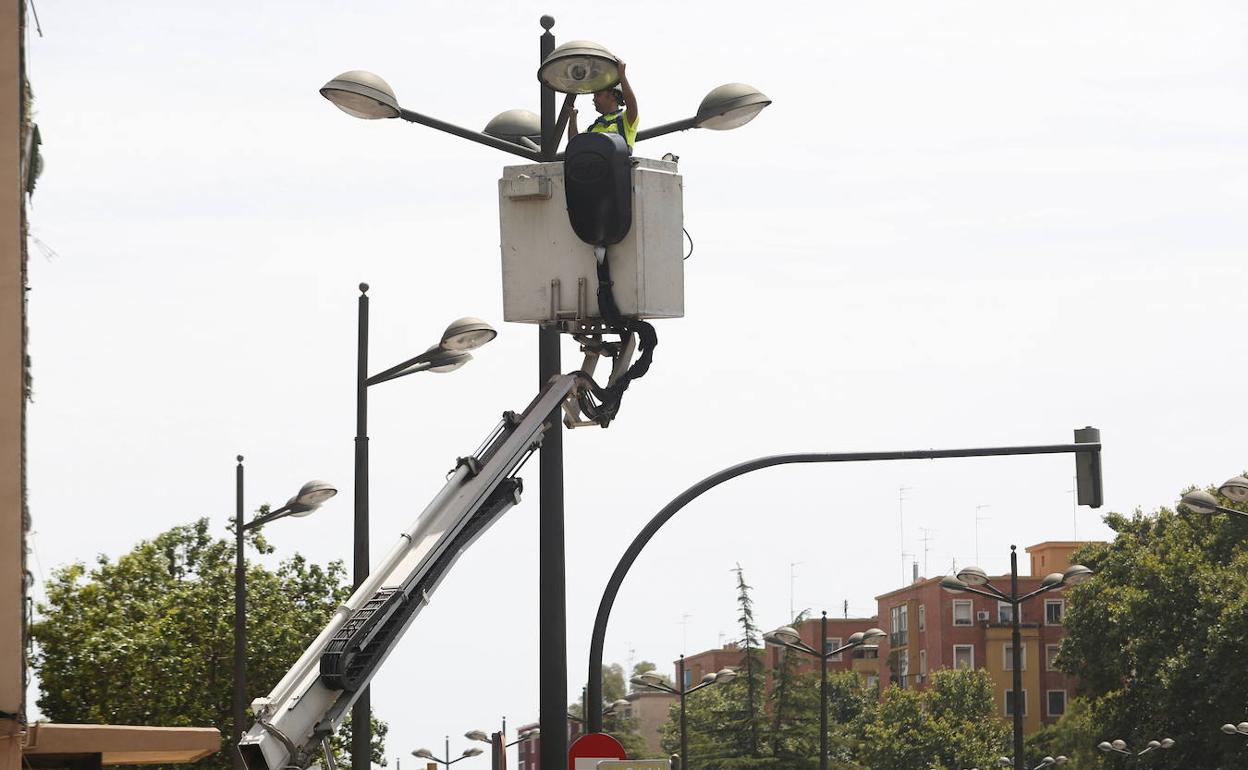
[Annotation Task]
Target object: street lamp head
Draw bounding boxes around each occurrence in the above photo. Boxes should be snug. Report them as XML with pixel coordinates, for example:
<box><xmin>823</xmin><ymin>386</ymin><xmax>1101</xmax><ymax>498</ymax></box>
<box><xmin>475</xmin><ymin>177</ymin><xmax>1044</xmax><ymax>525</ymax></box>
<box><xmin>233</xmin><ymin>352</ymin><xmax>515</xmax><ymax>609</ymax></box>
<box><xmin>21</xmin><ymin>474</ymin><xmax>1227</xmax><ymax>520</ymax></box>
<box><xmin>699</xmin><ymin>672</ymin><xmax>717</xmax><ymax>685</ymax></box>
<box><xmin>1158</xmin><ymin>738</ymin><xmax>1174</xmax><ymax>749</ymax></box>
<box><xmin>320</xmin><ymin>70</ymin><xmax>400</xmax><ymax>120</ymax></box>
<box><xmin>940</xmin><ymin>575</ymin><xmax>969</xmax><ymax>593</ymax></box>
<box><xmin>426</xmin><ymin>346</ymin><xmax>473</xmax><ymax>374</ymax></box>
<box><xmin>846</xmin><ymin>632</ymin><xmax>864</xmax><ymax>645</ymax></box>
<box><xmin>441</xmin><ymin>317</ymin><xmax>498</xmax><ymax>351</ymax></box>
<box><xmin>633</xmin><ymin>671</ymin><xmax>667</xmax><ymax>688</ymax></box>
<box><xmin>1110</xmin><ymin>740</ymin><xmax>1127</xmax><ymax>751</ymax></box>
<box><xmin>521</xmin><ymin>728</ymin><xmax>540</xmax><ymax>739</ymax></box>
<box><xmin>862</xmin><ymin>627</ymin><xmax>887</xmax><ymax>641</ymax></box>
<box><xmin>1040</xmin><ymin>572</ymin><xmax>1064</xmax><ymax>589</ymax></box>
<box><xmin>484</xmin><ymin>110</ymin><xmax>542</xmax><ymax>146</ymax></box>
<box><xmin>995</xmin><ymin>757</ymin><xmax>1012</xmax><ymax>767</ymax></box>
<box><xmin>1238</xmin><ymin>722</ymin><xmax>1248</xmax><ymax>734</ymax></box>
<box><xmin>1097</xmin><ymin>742</ymin><xmax>1113</xmax><ymax>753</ymax></box>
<box><xmin>286</xmin><ymin>480</ymin><xmax>338</xmax><ymax>516</ymax></box>
<box><xmin>956</xmin><ymin>566</ymin><xmax>991</xmax><ymax>586</ymax></box>
<box><xmin>1038</xmin><ymin>757</ymin><xmax>1055</xmax><ymax>768</ymax></box>
<box><xmin>764</xmin><ymin>625</ymin><xmax>803</xmax><ymax>646</ymax></box>
<box><xmin>610</xmin><ymin>698</ymin><xmax>630</xmax><ymax>711</ymax></box>
<box><xmin>1223</xmin><ymin>723</ymin><xmax>1239</xmax><ymax>735</ymax></box>
<box><xmin>1180</xmin><ymin>490</ymin><xmax>1220</xmax><ymax>515</ymax></box>
<box><xmin>1219</xmin><ymin>475</ymin><xmax>1248</xmax><ymax>503</ymax></box>
<box><xmin>462</xmin><ymin>748</ymin><xmax>484</xmax><ymax>757</ymax></box>
<box><xmin>464</xmin><ymin>730</ymin><xmax>489</xmax><ymax>743</ymax></box>
<box><xmin>695</xmin><ymin>83</ymin><xmax>772</xmax><ymax>130</ymax></box>
<box><xmin>1054</xmin><ymin>756</ymin><xmax>1068</xmax><ymax>765</ymax></box>
<box><xmin>1061</xmin><ymin>564</ymin><xmax>1094</xmax><ymax>586</ymax></box>
<box><xmin>412</xmin><ymin>749</ymin><xmax>434</xmax><ymax>759</ymax></box>
<box><xmin>537</xmin><ymin>40</ymin><xmax>619</xmax><ymax>94</ymax></box>
<box><xmin>714</xmin><ymin>667</ymin><xmax>737</xmax><ymax>683</ymax></box>
<box><xmin>1145</xmin><ymin>740</ymin><xmax>1160</xmax><ymax>750</ymax></box>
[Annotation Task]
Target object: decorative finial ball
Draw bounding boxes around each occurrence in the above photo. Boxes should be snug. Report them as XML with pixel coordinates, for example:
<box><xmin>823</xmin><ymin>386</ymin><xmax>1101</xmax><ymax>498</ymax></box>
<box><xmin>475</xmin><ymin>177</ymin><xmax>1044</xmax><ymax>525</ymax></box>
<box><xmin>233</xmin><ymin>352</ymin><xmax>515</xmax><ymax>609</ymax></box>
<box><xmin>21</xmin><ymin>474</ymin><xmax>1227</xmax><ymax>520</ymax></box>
<box><xmin>237</xmin><ymin>455</ymin><xmax>244</xmax><ymax>463</ymax></box>
<box><xmin>359</xmin><ymin>282</ymin><xmax>369</xmax><ymax>293</ymax></box>
<box><xmin>540</xmin><ymin>15</ymin><xmax>555</xmax><ymax>30</ymax></box>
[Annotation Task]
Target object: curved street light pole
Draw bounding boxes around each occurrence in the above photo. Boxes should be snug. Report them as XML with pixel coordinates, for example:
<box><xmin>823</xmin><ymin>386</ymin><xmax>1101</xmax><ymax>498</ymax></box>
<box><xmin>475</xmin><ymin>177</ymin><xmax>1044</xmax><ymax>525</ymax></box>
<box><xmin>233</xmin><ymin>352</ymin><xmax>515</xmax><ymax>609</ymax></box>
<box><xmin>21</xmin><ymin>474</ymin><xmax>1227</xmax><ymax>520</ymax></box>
<box><xmin>586</xmin><ymin>432</ymin><xmax>1104</xmax><ymax>732</ymax></box>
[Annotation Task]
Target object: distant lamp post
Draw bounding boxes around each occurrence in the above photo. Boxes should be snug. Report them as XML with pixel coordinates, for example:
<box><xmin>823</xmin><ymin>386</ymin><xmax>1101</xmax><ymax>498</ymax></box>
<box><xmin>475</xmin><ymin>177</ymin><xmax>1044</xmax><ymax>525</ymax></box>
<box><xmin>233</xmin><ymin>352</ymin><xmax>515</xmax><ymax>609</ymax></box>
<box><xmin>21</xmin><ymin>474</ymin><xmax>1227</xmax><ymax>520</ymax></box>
<box><xmin>631</xmin><ymin>658</ymin><xmax>735</xmax><ymax>770</ymax></box>
<box><xmin>353</xmin><ymin>286</ymin><xmax>496</xmax><ymax>770</ymax></box>
<box><xmin>1098</xmin><ymin>738</ymin><xmax>1174</xmax><ymax>757</ymax></box>
<box><xmin>412</xmin><ymin>737</ymin><xmax>484</xmax><ymax>768</ymax></box>
<box><xmin>764</xmin><ymin>614</ymin><xmax>885</xmax><ymax>770</ymax></box>
<box><xmin>1221</xmin><ymin>722</ymin><xmax>1248</xmax><ymax>736</ymax></box>
<box><xmin>941</xmin><ymin>548</ymin><xmax>1093</xmax><ymax>770</ymax></box>
<box><xmin>466</xmin><ymin>725</ymin><xmax>538</xmax><ymax>770</ymax></box>
<box><xmin>232</xmin><ymin>458</ymin><xmax>336</xmax><ymax>770</ymax></box>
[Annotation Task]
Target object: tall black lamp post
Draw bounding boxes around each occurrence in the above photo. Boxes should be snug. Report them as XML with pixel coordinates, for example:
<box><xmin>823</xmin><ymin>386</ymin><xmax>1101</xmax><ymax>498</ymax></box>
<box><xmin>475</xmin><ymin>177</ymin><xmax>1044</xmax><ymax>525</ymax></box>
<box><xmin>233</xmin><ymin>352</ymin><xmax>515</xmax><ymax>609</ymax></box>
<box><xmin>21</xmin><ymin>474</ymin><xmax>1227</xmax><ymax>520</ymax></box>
<box><xmin>353</xmin><ymin>284</ymin><xmax>496</xmax><ymax>769</ymax></box>
<box><xmin>764</xmin><ymin>614</ymin><xmax>885</xmax><ymax>770</ymax></box>
<box><xmin>631</xmin><ymin>656</ymin><xmax>736</xmax><ymax>770</ymax></box>
<box><xmin>321</xmin><ymin>22</ymin><xmax>770</xmax><ymax>768</ymax></box>
<box><xmin>232</xmin><ymin>457</ymin><xmax>337</xmax><ymax>770</ymax></box>
<box><xmin>941</xmin><ymin>548</ymin><xmax>1093</xmax><ymax>770</ymax></box>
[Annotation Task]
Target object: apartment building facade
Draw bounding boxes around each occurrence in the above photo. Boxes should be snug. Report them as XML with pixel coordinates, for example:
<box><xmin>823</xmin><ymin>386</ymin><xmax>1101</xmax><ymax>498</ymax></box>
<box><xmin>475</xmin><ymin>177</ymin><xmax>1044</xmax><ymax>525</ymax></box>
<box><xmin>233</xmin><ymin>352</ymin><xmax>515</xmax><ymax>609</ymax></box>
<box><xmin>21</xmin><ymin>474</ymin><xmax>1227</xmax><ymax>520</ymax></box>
<box><xmin>874</xmin><ymin>542</ymin><xmax>1088</xmax><ymax>734</ymax></box>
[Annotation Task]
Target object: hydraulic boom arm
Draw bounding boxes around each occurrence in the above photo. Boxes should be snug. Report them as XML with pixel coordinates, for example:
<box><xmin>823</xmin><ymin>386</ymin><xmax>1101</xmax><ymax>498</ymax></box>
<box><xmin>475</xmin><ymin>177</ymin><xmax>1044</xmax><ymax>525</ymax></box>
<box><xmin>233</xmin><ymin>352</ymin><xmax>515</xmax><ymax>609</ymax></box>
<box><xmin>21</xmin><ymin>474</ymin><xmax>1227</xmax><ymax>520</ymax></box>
<box><xmin>238</xmin><ymin>374</ymin><xmax>578</xmax><ymax>770</ymax></box>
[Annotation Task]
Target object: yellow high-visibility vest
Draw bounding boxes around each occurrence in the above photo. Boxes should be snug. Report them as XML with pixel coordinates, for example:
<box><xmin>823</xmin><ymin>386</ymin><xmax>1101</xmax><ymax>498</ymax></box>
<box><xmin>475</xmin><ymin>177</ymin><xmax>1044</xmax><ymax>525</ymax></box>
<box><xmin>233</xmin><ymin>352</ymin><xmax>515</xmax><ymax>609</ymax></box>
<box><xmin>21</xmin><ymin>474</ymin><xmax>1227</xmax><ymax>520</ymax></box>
<box><xmin>588</xmin><ymin>110</ymin><xmax>637</xmax><ymax>148</ymax></box>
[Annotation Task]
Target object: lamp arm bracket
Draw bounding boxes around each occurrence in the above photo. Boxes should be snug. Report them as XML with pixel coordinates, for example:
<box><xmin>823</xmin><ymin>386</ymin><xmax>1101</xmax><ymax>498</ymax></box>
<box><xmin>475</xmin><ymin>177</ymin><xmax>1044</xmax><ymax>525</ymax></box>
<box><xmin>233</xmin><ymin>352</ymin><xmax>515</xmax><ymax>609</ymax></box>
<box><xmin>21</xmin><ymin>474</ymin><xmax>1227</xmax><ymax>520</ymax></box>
<box><xmin>397</xmin><ymin>108</ymin><xmax>541</xmax><ymax>161</ymax></box>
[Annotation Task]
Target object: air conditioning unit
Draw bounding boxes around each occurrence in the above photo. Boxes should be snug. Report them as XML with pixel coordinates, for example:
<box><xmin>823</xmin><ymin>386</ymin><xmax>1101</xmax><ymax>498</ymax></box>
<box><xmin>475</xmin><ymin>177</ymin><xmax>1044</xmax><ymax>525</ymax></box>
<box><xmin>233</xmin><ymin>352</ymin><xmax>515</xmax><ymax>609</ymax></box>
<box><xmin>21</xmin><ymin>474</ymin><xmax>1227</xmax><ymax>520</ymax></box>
<box><xmin>976</xmin><ymin>611</ymin><xmax>991</xmax><ymax>621</ymax></box>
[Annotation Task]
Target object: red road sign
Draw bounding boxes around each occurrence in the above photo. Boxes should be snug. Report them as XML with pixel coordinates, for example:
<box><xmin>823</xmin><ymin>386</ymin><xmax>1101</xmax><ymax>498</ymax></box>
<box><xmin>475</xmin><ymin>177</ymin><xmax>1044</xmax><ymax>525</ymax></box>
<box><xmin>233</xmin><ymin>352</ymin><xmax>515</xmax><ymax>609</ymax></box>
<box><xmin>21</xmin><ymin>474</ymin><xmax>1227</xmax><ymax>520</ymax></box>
<box><xmin>568</xmin><ymin>733</ymin><xmax>626</xmax><ymax>770</ymax></box>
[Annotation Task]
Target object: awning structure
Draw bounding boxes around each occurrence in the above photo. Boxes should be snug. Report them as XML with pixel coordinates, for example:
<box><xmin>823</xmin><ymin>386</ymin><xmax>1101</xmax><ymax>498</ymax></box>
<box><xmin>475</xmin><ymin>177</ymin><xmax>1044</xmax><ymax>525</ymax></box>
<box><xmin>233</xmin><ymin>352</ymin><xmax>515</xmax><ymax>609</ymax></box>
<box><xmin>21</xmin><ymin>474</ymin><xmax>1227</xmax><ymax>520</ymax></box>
<box><xmin>23</xmin><ymin>723</ymin><xmax>220</xmax><ymax>767</ymax></box>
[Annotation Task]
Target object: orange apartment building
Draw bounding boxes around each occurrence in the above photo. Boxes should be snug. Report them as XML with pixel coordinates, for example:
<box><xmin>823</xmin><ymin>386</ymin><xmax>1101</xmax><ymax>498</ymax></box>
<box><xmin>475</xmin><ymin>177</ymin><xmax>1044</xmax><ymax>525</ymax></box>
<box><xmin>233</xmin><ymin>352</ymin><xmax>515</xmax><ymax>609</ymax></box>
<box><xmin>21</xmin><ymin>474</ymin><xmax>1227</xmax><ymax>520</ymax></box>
<box><xmin>874</xmin><ymin>542</ymin><xmax>1089</xmax><ymax>734</ymax></box>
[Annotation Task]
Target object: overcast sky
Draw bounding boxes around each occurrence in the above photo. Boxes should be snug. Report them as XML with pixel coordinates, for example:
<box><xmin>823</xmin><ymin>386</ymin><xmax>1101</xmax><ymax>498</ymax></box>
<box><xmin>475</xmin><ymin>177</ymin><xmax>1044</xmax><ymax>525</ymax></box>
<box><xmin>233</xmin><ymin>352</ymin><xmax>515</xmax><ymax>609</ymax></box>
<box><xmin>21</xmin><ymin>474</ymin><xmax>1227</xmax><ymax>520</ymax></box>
<box><xmin>22</xmin><ymin>0</ymin><xmax>1248</xmax><ymax>765</ymax></box>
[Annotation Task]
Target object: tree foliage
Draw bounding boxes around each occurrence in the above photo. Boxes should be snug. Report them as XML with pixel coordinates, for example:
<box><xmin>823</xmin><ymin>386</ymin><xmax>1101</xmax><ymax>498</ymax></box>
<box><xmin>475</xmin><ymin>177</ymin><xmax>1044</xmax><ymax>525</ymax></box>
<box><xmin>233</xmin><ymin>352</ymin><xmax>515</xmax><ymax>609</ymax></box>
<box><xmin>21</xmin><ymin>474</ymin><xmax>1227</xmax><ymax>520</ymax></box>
<box><xmin>32</xmin><ymin>518</ymin><xmax>387</xmax><ymax>770</ymax></box>
<box><xmin>856</xmin><ymin>669</ymin><xmax>1009</xmax><ymax>770</ymax></box>
<box><xmin>571</xmin><ymin>663</ymin><xmax>648</xmax><ymax>758</ymax></box>
<box><xmin>1057</xmin><ymin>483</ymin><xmax>1248</xmax><ymax>770</ymax></box>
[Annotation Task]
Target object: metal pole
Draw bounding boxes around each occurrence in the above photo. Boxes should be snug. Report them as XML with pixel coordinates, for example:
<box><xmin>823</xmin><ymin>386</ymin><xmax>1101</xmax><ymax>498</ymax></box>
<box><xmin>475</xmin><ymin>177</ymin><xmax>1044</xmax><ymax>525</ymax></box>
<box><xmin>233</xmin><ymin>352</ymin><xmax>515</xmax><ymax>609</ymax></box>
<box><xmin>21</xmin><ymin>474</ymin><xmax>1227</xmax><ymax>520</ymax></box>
<box><xmin>820</xmin><ymin>612</ymin><xmax>828</xmax><ymax>770</ymax></box>
<box><xmin>537</xmin><ymin>12</ymin><xmax>569</xmax><ymax>770</ymax></box>
<box><xmin>232</xmin><ymin>455</ymin><xmax>246</xmax><ymax>770</ymax></box>
<box><xmin>585</xmin><ymin>440</ymin><xmax>1103</xmax><ymax>727</ymax></box>
<box><xmin>1011</xmin><ymin>546</ymin><xmax>1024</xmax><ymax>770</ymax></box>
<box><xmin>678</xmin><ymin>656</ymin><xmax>687</xmax><ymax>770</ymax></box>
<box><xmin>353</xmin><ymin>284</ymin><xmax>372</xmax><ymax>770</ymax></box>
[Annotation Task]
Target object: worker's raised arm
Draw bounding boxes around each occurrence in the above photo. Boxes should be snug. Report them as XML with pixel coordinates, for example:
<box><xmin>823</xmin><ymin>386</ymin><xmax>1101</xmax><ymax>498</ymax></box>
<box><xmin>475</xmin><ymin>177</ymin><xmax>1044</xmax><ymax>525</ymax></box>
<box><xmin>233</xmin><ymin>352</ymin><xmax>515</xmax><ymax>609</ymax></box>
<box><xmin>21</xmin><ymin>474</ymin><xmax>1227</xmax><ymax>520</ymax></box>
<box><xmin>567</xmin><ymin>107</ymin><xmax>579</xmax><ymax>141</ymax></box>
<box><xmin>618</xmin><ymin>60</ymin><xmax>639</xmax><ymax>128</ymax></box>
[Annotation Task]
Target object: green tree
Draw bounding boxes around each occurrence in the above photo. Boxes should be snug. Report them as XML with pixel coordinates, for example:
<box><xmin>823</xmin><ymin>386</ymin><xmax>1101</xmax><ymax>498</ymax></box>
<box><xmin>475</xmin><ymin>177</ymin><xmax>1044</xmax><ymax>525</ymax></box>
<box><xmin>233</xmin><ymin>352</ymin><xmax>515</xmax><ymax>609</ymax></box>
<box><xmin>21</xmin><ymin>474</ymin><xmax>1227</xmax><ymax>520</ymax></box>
<box><xmin>1058</xmin><ymin>483</ymin><xmax>1248</xmax><ymax>770</ymax></box>
<box><xmin>856</xmin><ymin>668</ymin><xmax>1008</xmax><ymax>770</ymax></box>
<box><xmin>32</xmin><ymin>518</ymin><xmax>388</xmax><ymax>770</ymax></box>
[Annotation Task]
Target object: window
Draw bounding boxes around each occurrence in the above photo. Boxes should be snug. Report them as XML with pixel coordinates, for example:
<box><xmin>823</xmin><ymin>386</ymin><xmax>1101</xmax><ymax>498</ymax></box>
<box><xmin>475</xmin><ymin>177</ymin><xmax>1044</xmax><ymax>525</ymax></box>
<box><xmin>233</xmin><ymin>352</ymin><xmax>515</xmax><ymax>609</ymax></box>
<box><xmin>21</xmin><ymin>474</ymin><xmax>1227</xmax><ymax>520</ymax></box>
<box><xmin>918</xmin><ymin>604</ymin><xmax>926</xmax><ymax>631</ymax></box>
<box><xmin>1003</xmin><ymin>643</ymin><xmax>1026</xmax><ymax>671</ymax></box>
<box><xmin>898</xmin><ymin>649</ymin><xmax>910</xmax><ymax>688</ymax></box>
<box><xmin>1045</xmin><ymin>599</ymin><xmax>1065</xmax><ymax>625</ymax></box>
<box><xmin>683</xmin><ymin>669</ymin><xmax>693</xmax><ymax>688</ymax></box>
<box><xmin>1005</xmin><ymin>690</ymin><xmax>1028</xmax><ymax>716</ymax></box>
<box><xmin>919</xmin><ymin>649</ymin><xmax>927</xmax><ymax>677</ymax></box>
<box><xmin>998</xmin><ymin>602</ymin><xmax>1015</xmax><ymax>623</ymax></box>
<box><xmin>824</xmin><ymin>637</ymin><xmax>843</xmax><ymax>661</ymax></box>
<box><xmin>1047</xmin><ymin>690</ymin><xmax>1067</xmax><ymax>716</ymax></box>
<box><xmin>1046</xmin><ymin>644</ymin><xmax>1060</xmax><ymax>671</ymax></box>
<box><xmin>953</xmin><ymin>599</ymin><xmax>973</xmax><ymax>626</ymax></box>
<box><xmin>954</xmin><ymin>644</ymin><xmax>975</xmax><ymax>670</ymax></box>
<box><xmin>890</xmin><ymin>605</ymin><xmax>909</xmax><ymax>646</ymax></box>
